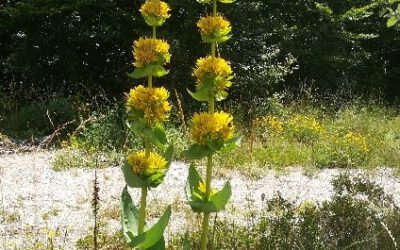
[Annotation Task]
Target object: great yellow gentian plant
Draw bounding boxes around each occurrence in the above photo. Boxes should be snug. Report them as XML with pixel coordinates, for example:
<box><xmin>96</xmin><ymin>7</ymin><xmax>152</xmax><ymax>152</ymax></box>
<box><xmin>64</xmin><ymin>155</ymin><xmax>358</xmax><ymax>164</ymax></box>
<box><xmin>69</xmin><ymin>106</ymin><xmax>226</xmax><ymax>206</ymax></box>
<box><xmin>183</xmin><ymin>0</ymin><xmax>239</xmax><ymax>249</ymax></box>
<box><xmin>121</xmin><ymin>0</ymin><xmax>173</xmax><ymax>249</ymax></box>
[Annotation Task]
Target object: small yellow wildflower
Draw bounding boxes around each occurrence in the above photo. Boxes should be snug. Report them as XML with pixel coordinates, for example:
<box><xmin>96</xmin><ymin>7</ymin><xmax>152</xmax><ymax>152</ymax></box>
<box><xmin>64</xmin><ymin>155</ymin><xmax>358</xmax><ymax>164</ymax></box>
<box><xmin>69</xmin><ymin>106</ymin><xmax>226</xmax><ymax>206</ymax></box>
<box><xmin>133</xmin><ymin>38</ymin><xmax>170</xmax><ymax>67</ymax></box>
<box><xmin>288</xmin><ymin>115</ymin><xmax>323</xmax><ymax>134</ymax></box>
<box><xmin>343</xmin><ymin>131</ymin><xmax>369</xmax><ymax>152</ymax></box>
<box><xmin>48</xmin><ymin>230</ymin><xmax>56</xmax><ymax>237</ymax></box>
<box><xmin>126</xmin><ymin>85</ymin><xmax>171</xmax><ymax>126</ymax></box>
<box><xmin>256</xmin><ymin>115</ymin><xmax>284</xmax><ymax>134</ymax></box>
<box><xmin>140</xmin><ymin>0</ymin><xmax>171</xmax><ymax>26</ymax></box>
<box><xmin>127</xmin><ymin>151</ymin><xmax>168</xmax><ymax>176</ymax></box>
<box><xmin>286</xmin><ymin>114</ymin><xmax>324</xmax><ymax>142</ymax></box>
<box><xmin>194</xmin><ymin>56</ymin><xmax>233</xmax><ymax>91</ymax></box>
<box><xmin>190</xmin><ymin>111</ymin><xmax>234</xmax><ymax>144</ymax></box>
<box><xmin>198</xmin><ymin>181</ymin><xmax>217</xmax><ymax>197</ymax></box>
<box><xmin>197</xmin><ymin>15</ymin><xmax>231</xmax><ymax>42</ymax></box>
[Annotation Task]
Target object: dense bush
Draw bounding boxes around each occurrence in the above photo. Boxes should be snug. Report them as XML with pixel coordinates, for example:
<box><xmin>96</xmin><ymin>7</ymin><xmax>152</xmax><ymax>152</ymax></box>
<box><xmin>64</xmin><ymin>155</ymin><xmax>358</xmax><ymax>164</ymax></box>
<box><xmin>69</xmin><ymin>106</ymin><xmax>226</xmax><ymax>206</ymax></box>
<box><xmin>0</xmin><ymin>96</ymin><xmax>77</xmax><ymax>138</ymax></box>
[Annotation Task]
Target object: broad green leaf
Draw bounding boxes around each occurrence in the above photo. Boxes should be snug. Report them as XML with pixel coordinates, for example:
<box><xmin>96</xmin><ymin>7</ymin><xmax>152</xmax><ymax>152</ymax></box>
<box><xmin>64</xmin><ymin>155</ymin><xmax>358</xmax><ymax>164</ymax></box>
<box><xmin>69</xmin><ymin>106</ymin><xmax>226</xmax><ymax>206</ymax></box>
<box><xmin>186</xmin><ymin>164</ymin><xmax>203</xmax><ymax>199</ymax></box>
<box><xmin>183</xmin><ymin>144</ymin><xmax>213</xmax><ymax>160</ymax></box>
<box><xmin>144</xmin><ymin>15</ymin><xmax>166</xmax><ymax>27</ymax></box>
<box><xmin>206</xmin><ymin>139</ymin><xmax>224</xmax><ymax>152</ymax></box>
<box><xmin>215</xmin><ymin>90</ymin><xmax>228</xmax><ymax>101</ymax></box>
<box><xmin>201</xmin><ymin>33</ymin><xmax>231</xmax><ymax>43</ymax></box>
<box><xmin>188</xmin><ymin>88</ymin><xmax>212</xmax><ymax>102</ymax></box>
<box><xmin>121</xmin><ymin>186</ymin><xmax>139</xmax><ymax>243</ymax></box>
<box><xmin>122</xmin><ymin>161</ymin><xmax>148</xmax><ymax>188</ymax></box>
<box><xmin>143</xmin><ymin>127</ymin><xmax>164</xmax><ymax>149</ymax></box>
<box><xmin>128</xmin><ymin>206</ymin><xmax>172</xmax><ymax>249</ymax></box>
<box><xmin>154</xmin><ymin>124</ymin><xmax>168</xmax><ymax>145</ymax></box>
<box><xmin>150</xmin><ymin>65</ymin><xmax>169</xmax><ymax>78</ymax></box>
<box><xmin>209</xmin><ymin>181</ymin><xmax>232</xmax><ymax>210</ymax></box>
<box><xmin>146</xmin><ymin>171</ymin><xmax>167</xmax><ymax>188</ymax></box>
<box><xmin>128</xmin><ymin>67</ymin><xmax>148</xmax><ymax>79</ymax></box>
<box><xmin>147</xmin><ymin>237</ymin><xmax>166</xmax><ymax>250</ymax></box>
<box><xmin>126</xmin><ymin>118</ymin><xmax>147</xmax><ymax>136</ymax></box>
<box><xmin>164</xmin><ymin>144</ymin><xmax>174</xmax><ymax>168</ymax></box>
<box><xmin>222</xmin><ymin>136</ymin><xmax>242</xmax><ymax>152</ymax></box>
<box><xmin>387</xmin><ymin>17</ymin><xmax>399</xmax><ymax>27</ymax></box>
<box><xmin>128</xmin><ymin>65</ymin><xmax>168</xmax><ymax>79</ymax></box>
<box><xmin>189</xmin><ymin>181</ymin><xmax>232</xmax><ymax>213</ymax></box>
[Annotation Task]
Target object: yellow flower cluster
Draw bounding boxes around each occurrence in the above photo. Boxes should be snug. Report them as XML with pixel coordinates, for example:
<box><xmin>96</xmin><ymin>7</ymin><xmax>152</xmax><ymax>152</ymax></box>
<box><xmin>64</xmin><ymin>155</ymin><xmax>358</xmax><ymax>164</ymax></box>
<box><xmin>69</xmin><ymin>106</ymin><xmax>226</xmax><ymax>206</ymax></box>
<box><xmin>194</xmin><ymin>56</ymin><xmax>233</xmax><ymax>89</ymax></box>
<box><xmin>197</xmin><ymin>15</ymin><xmax>231</xmax><ymax>36</ymax></box>
<box><xmin>133</xmin><ymin>38</ymin><xmax>170</xmax><ymax>67</ymax></box>
<box><xmin>126</xmin><ymin>85</ymin><xmax>171</xmax><ymax>126</ymax></box>
<box><xmin>343</xmin><ymin>131</ymin><xmax>369</xmax><ymax>152</ymax></box>
<box><xmin>191</xmin><ymin>111</ymin><xmax>234</xmax><ymax>144</ymax></box>
<box><xmin>127</xmin><ymin>151</ymin><xmax>167</xmax><ymax>176</ymax></box>
<box><xmin>288</xmin><ymin>114</ymin><xmax>323</xmax><ymax>134</ymax></box>
<box><xmin>140</xmin><ymin>0</ymin><xmax>171</xmax><ymax>26</ymax></box>
<box><xmin>255</xmin><ymin>115</ymin><xmax>284</xmax><ymax>133</ymax></box>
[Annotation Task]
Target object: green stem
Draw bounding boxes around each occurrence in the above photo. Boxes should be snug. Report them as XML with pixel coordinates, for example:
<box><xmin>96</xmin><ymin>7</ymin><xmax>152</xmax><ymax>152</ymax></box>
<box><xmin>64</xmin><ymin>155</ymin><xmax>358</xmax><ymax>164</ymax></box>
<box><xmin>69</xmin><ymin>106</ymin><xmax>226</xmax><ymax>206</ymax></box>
<box><xmin>140</xmin><ymin>138</ymin><xmax>150</xmax><ymax>234</ymax></box>
<box><xmin>140</xmin><ymin>25</ymin><xmax>155</xmax><ymax>235</ymax></box>
<box><xmin>211</xmin><ymin>42</ymin><xmax>216</xmax><ymax>58</ymax></box>
<box><xmin>200</xmin><ymin>1</ymin><xmax>218</xmax><ymax>249</ymax></box>
<box><xmin>200</xmin><ymin>210</ymin><xmax>210</xmax><ymax>250</ymax></box>
<box><xmin>213</xmin><ymin>0</ymin><xmax>217</xmax><ymax>16</ymax></box>
<box><xmin>200</xmin><ymin>156</ymin><xmax>213</xmax><ymax>250</ymax></box>
<box><xmin>138</xmin><ymin>187</ymin><xmax>148</xmax><ymax>234</ymax></box>
<box><xmin>209</xmin><ymin>98</ymin><xmax>215</xmax><ymax>114</ymax></box>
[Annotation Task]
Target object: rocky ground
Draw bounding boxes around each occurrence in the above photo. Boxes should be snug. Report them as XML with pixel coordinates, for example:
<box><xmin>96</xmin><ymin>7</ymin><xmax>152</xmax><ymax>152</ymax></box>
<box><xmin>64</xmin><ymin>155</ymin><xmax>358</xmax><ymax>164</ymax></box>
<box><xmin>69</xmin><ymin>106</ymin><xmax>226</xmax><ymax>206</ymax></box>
<box><xmin>1</xmin><ymin>151</ymin><xmax>400</xmax><ymax>249</ymax></box>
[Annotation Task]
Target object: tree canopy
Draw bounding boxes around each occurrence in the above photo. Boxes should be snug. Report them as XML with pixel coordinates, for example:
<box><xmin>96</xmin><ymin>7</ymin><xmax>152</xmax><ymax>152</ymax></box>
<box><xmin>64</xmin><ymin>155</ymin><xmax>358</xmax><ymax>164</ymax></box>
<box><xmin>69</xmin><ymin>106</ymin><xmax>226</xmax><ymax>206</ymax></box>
<box><xmin>1</xmin><ymin>0</ymin><xmax>399</xmax><ymax>109</ymax></box>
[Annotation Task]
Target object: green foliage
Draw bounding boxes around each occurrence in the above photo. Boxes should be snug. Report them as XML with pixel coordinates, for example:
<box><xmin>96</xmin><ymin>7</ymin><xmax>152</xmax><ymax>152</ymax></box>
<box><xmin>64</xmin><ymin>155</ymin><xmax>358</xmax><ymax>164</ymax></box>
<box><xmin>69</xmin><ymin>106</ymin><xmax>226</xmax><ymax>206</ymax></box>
<box><xmin>170</xmin><ymin>174</ymin><xmax>400</xmax><ymax>249</ymax></box>
<box><xmin>128</xmin><ymin>65</ymin><xmax>169</xmax><ymax>79</ymax></box>
<box><xmin>0</xmin><ymin>0</ymin><xmax>139</xmax><ymax>103</ymax></box>
<box><xmin>185</xmin><ymin>165</ymin><xmax>232</xmax><ymax>213</ymax></box>
<box><xmin>73</xmin><ymin>105</ymin><xmax>131</xmax><ymax>151</ymax></box>
<box><xmin>183</xmin><ymin>137</ymin><xmax>240</xmax><ymax>160</ymax></box>
<box><xmin>3</xmin><ymin>0</ymin><xmax>399</xmax><ymax>116</ymax></box>
<box><xmin>165</xmin><ymin>126</ymin><xmax>190</xmax><ymax>160</ymax></box>
<box><xmin>121</xmin><ymin>187</ymin><xmax>171</xmax><ymax>249</ymax></box>
<box><xmin>0</xmin><ymin>96</ymin><xmax>76</xmax><ymax>138</ymax></box>
<box><xmin>52</xmin><ymin>148</ymin><xmax>123</xmax><ymax>171</ymax></box>
<box><xmin>218</xmin><ymin>100</ymin><xmax>400</xmax><ymax>170</ymax></box>
<box><xmin>380</xmin><ymin>0</ymin><xmax>400</xmax><ymax>27</ymax></box>
<box><xmin>76</xmin><ymin>230</ymin><xmax>127</xmax><ymax>250</ymax></box>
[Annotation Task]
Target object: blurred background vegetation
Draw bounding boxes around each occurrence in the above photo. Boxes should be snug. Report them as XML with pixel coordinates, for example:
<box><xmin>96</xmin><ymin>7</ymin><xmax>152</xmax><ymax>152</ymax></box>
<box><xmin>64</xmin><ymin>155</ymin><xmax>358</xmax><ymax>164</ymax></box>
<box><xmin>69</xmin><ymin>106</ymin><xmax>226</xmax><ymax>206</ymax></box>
<box><xmin>1</xmin><ymin>0</ymin><xmax>399</xmax><ymax>109</ymax></box>
<box><xmin>0</xmin><ymin>0</ymin><xmax>399</xmax><ymax>170</ymax></box>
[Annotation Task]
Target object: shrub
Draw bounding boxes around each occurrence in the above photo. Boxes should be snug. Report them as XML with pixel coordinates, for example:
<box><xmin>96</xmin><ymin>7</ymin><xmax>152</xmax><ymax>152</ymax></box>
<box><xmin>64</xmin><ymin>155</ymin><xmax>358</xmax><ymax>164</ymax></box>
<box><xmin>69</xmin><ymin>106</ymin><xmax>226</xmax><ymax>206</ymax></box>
<box><xmin>0</xmin><ymin>96</ymin><xmax>76</xmax><ymax>138</ymax></box>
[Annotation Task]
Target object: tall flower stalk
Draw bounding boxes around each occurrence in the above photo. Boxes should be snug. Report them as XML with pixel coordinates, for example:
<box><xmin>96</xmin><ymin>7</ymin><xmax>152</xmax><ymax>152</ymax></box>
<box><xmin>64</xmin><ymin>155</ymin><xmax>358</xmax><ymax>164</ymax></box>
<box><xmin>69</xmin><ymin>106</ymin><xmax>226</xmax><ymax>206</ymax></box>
<box><xmin>183</xmin><ymin>0</ymin><xmax>239</xmax><ymax>249</ymax></box>
<box><xmin>120</xmin><ymin>0</ymin><xmax>173</xmax><ymax>249</ymax></box>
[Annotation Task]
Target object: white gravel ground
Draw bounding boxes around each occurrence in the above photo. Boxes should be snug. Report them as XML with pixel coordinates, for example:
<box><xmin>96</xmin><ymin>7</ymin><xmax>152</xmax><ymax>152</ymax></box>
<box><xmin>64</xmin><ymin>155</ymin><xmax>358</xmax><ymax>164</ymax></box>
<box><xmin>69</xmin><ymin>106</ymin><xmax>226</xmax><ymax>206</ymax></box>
<box><xmin>1</xmin><ymin>151</ymin><xmax>400</xmax><ymax>249</ymax></box>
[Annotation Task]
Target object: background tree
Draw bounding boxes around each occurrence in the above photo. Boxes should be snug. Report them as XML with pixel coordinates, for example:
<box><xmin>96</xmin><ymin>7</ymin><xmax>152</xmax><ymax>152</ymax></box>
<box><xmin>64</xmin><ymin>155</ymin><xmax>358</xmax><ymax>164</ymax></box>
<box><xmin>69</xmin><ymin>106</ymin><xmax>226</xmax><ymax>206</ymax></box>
<box><xmin>1</xmin><ymin>0</ymin><xmax>399</xmax><ymax>115</ymax></box>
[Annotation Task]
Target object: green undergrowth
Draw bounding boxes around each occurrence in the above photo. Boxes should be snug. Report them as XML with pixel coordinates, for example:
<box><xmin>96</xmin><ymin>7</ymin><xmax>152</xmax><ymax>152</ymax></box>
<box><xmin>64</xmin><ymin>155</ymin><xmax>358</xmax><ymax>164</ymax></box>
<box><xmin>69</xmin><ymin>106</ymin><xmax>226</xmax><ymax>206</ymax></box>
<box><xmin>74</xmin><ymin>174</ymin><xmax>400</xmax><ymax>250</ymax></box>
<box><xmin>218</xmin><ymin>102</ymin><xmax>400</xmax><ymax>173</ymax></box>
<box><xmin>169</xmin><ymin>174</ymin><xmax>400</xmax><ymax>250</ymax></box>
<box><xmin>48</xmin><ymin>99</ymin><xmax>400</xmax><ymax>172</ymax></box>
